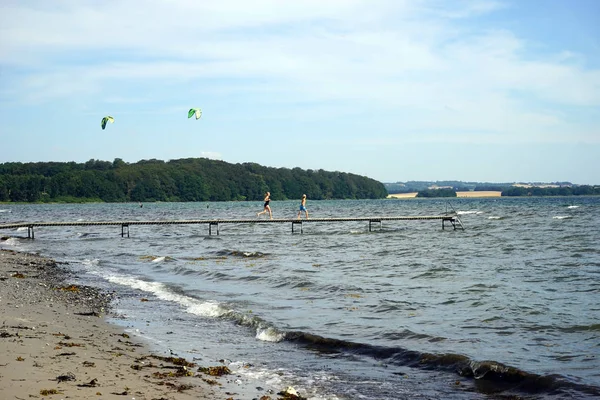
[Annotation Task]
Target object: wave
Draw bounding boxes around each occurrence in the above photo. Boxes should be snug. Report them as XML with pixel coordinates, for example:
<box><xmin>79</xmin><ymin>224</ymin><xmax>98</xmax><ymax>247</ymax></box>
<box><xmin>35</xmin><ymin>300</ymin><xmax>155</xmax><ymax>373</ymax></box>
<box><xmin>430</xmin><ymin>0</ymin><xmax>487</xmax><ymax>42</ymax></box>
<box><xmin>462</xmin><ymin>283</ymin><xmax>498</xmax><ymax>293</ymax></box>
<box><xmin>282</xmin><ymin>331</ymin><xmax>600</xmax><ymax>397</ymax></box>
<box><xmin>256</xmin><ymin>326</ymin><xmax>286</xmax><ymax>342</ymax></box>
<box><xmin>114</xmin><ymin>252</ymin><xmax>137</xmax><ymax>258</ymax></box>
<box><xmin>488</xmin><ymin>216</ymin><xmax>503</xmax><ymax>220</ymax></box>
<box><xmin>524</xmin><ymin>323</ymin><xmax>600</xmax><ymax>334</ymax></box>
<box><xmin>381</xmin><ymin>329</ymin><xmax>445</xmax><ymax>342</ymax></box>
<box><xmin>553</xmin><ymin>216</ymin><xmax>573</xmax><ymax>220</ymax></box>
<box><xmin>77</xmin><ymin>232</ymin><xmax>105</xmax><ymax>239</ymax></box>
<box><xmin>214</xmin><ymin>249</ymin><xmax>269</xmax><ymax>258</ymax></box>
<box><xmin>138</xmin><ymin>255</ymin><xmax>175</xmax><ymax>263</ymax></box>
<box><xmin>560</xmin><ymin>323</ymin><xmax>600</xmax><ymax>333</ymax></box>
<box><xmin>567</xmin><ymin>205</ymin><xmax>580</xmax><ymax>209</ymax></box>
<box><xmin>410</xmin><ymin>268</ymin><xmax>453</xmax><ymax>279</ymax></box>
<box><xmin>105</xmin><ymin>274</ymin><xmax>228</xmax><ymax>318</ymax></box>
<box><xmin>99</xmin><ymin>271</ymin><xmax>285</xmax><ymax>342</ymax></box>
<box><xmin>0</xmin><ymin>237</ymin><xmax>20</xmax><ymax>246</ymax></box>
<box><xmin>0</xmin><ymin>209</ymin><xmax>10</xmax><ymax>213</ymax></box>
<box><xmin>170</xmin><ymin>266</ymin><xmax>204</xmax><ymax>277</ymax></box>
<box><xmin>82</xmin><ymin>258</ymin><xmax>100</xmax><ymax>268</ymax></box>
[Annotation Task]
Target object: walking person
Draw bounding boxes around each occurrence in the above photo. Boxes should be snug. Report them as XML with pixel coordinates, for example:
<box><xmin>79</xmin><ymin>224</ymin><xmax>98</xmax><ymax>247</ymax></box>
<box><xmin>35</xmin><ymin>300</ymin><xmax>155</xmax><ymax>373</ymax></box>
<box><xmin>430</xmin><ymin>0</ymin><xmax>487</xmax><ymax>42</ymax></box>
<box><xmin>257</xmin><ymin>191</ymin><xmax>273</xmax><ymax>219</ymax></box>
<box><xmin>297</xmin><ymin>194</ymin><xmax>309</xmax><ymax>219</ymax></box>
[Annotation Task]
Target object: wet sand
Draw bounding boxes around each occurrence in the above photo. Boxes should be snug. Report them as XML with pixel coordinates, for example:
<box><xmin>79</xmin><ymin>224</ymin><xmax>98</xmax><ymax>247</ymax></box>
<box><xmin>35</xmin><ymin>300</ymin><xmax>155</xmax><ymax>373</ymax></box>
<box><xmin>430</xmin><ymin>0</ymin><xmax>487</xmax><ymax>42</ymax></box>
<box><xmin>0</xmin><ymin>249</ymin><xmax>231</xmax><ymax>400</ymax></box>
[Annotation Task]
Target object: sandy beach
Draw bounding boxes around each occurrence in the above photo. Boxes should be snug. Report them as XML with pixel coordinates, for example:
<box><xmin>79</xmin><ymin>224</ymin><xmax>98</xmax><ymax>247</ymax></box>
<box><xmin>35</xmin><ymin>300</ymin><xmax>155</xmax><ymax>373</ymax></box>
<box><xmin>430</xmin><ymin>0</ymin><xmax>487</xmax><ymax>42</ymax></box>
<box><xmin>0</xmin><ymin>249</ymin><xmax>262</xmax><ymax>400</ymax></box>
<box><xmin>387</xmin><ymin>191</ymin><xmax>502</xmax><ymax>199</ymax></box>
<box><xmin>386</xmin><ymin>192</ymin><xmax>419</xmax><ymax>199</ymax></box>
<box><xmin>456</xmin><ymin>191</ymin><xmax>502</xmax><ymax>198</ymax></box>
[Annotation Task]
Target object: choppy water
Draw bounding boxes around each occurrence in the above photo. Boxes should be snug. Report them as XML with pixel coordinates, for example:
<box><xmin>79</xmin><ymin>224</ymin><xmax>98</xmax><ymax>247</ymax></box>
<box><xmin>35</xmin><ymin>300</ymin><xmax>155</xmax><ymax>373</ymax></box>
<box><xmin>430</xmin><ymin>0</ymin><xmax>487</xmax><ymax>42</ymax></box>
<box><xmin>1</xmin><ymin>197</ymin><xmax>599</xmax><ymax>399</ymax></box>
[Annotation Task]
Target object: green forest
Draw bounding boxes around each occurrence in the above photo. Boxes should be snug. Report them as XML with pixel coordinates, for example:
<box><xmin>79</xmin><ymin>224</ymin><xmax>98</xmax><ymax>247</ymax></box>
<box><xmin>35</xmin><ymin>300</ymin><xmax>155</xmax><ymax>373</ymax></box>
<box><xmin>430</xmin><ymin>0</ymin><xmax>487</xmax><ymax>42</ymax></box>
<box><xmin>0</xmin><ymin>158</ymin><xmax>388</xmax><ymax>203</ymax></box>
<box><xmin>500</xmin><ymin>186</ymin><xmax>600</xmax><ymax>196</ymax></box>
<box><xmin>416</xmin><ymin>189</ymin><xmax>457</xmax><ymax>198</ymax></box>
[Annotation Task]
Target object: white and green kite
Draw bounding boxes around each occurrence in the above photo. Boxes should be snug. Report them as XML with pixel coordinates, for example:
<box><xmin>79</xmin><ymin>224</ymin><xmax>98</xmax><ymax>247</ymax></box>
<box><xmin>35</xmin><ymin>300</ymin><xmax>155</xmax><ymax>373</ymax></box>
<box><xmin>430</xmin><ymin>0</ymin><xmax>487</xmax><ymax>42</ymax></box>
<box><xmin>188</xmin><ymin>108</ymin><xmax>202</xmax><ymax>120</ymax></box>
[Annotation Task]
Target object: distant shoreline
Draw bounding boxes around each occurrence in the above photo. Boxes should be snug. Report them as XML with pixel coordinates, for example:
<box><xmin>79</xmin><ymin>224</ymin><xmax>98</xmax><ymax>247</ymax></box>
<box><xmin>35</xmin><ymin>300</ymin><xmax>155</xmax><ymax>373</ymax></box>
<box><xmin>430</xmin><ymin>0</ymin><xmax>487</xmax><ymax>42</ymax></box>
<box><xmin>387</xmin><ymin>191</ymin><xmax>502</xmax><ymax>199</ymax></box>
<box><xmin>4</xmin><ymin>190</ymin><xmax>600</xmax><ymax>205</ymax></box>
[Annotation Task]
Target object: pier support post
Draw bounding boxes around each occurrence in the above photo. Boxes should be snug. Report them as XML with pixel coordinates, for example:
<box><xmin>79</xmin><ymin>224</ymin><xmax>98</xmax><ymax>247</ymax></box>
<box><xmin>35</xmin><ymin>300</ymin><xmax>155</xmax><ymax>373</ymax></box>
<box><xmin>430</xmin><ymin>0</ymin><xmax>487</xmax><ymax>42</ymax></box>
<box><xmin>369</xmin><ymin>220</ymin><xmax>382</xmax><ymax>232</ymax></box>
<box><xmin>209</xmin><ymin>222</ymin><xmax>219</xmax><ymax>235</ymax></box>
<box><xmin>121</xmin><ymin>224</ymin><xmax>129</xmax><ymax>238</ymax></box>
<box><xmin>442</xmin><ymin>217</ymin><xmax>460</xmax><ymax>230</ymax></box>
<box><xmin>292</xmin><ymin>220</ymin><xmax>303</xmax><ymax>234</ymax></box>
<box><xmin>28</xmin><ymin>225</ymin><xmax>34</xmax><ymax>240</ymax></box>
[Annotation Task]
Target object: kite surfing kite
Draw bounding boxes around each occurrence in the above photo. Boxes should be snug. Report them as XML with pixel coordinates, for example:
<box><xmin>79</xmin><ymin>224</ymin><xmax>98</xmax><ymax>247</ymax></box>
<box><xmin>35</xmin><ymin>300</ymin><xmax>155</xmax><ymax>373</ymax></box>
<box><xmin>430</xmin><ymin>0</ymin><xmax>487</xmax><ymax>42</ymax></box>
<box><xmin>188</xmin><ymin>108</ymin><xmax>202</xmax><ymax>120</ymax></box>
<box><xmin>101</xmin><ymin>116</ymin><xmax>114</xmax><ymax>130</ymax></box>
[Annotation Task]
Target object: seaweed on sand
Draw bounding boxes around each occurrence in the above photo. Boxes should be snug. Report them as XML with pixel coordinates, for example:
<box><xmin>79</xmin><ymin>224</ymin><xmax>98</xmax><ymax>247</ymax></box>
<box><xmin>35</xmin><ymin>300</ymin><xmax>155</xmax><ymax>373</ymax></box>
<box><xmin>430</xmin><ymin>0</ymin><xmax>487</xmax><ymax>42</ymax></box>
<box><xmin>198</xmin><ymin>365</ymin><xmax>232</xmax><ymax>376</ymax></box>
<box><xmin>151</xmin><ymin>355</ymin><xmax>197</xmax><ymax>368</ymax></box>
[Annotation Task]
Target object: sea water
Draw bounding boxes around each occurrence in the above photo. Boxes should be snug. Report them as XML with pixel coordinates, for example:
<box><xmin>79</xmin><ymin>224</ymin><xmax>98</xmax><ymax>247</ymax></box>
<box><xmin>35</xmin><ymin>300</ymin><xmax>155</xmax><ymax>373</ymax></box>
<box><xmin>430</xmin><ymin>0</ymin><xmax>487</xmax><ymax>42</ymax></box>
<box><xmin>1</xmin><ymin>197</ymin><xmax>599</xmax><ymax>399</ymax></box>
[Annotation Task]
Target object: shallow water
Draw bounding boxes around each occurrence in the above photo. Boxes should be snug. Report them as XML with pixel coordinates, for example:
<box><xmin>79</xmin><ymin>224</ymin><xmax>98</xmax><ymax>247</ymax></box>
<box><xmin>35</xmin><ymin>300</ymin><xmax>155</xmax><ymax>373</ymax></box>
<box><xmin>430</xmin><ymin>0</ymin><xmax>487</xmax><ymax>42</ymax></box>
<box><xmin>2</xmin><ymin>197</ymin><xmax>599</xmax><ymax>399</ymax></box>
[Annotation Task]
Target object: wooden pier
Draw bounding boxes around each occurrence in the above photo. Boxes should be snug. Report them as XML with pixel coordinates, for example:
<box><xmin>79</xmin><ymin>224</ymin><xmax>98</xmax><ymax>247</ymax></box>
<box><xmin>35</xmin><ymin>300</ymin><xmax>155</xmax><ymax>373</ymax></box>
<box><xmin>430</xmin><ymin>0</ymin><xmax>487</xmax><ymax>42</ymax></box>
<box><xmin>0</xmin><ymin>215</ymin><xmax>464</xmax><ymax>239</ymax></box>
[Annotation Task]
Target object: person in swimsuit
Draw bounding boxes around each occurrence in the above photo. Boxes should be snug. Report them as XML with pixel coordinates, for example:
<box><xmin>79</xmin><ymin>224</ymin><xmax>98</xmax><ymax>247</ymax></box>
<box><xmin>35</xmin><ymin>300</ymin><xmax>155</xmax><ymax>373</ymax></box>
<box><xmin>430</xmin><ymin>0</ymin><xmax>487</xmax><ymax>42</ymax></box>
<box><xmin>297</xmin><ymin>194</ymin><xmax>309</xmax><ymax>219</ymax></box>
<box><xmin>257</xmin><ymin>191</ymin><xmax>272</xmax><ymax>219</ymax></box>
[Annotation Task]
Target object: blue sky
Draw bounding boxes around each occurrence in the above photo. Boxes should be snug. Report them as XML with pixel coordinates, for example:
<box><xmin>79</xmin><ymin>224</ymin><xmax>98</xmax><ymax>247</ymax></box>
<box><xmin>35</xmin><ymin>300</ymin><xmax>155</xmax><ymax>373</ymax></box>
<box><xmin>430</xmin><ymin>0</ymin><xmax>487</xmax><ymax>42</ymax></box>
<box><xmin>0</xmin><ymin>0</ymin><xmax>598</xmax><ymax>184</ymax></box>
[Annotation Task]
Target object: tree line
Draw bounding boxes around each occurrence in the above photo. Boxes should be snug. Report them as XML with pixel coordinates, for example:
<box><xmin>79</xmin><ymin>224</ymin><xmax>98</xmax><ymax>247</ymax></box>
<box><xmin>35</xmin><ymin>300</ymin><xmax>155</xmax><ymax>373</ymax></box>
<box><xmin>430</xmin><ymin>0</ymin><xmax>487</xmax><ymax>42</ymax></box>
<box><xmin>416</xmin><ymin>189</ymin><xmax>457</xmax><ymax>198</ymax></box>
<box><xmin>501</xmin><ymin>186</ymin><xmax>600</xmax><ymax>197</ymax></box>
<box><xmin>0</xmin><ymin>158</ymin><xmax>388</xmax><ymax>203</ymax></box>
<box><xmin>414</xmin><ymin>186</ymin><xmax>600</xmax><ymax>198</ymax></box>
<box><xmin>385</xmin><ymin>181</ymin><xmax>584</xmax><ymax>194</ymax></box>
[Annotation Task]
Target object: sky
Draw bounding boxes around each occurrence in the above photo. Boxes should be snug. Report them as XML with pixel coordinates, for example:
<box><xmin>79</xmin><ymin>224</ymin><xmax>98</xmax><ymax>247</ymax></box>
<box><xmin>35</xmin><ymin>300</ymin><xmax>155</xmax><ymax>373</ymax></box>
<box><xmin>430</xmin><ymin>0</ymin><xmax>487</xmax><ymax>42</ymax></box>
<box><xmin>0</xmin><ymin>0</ymin><xmax>599</xmax><ymax>184</ymax></box>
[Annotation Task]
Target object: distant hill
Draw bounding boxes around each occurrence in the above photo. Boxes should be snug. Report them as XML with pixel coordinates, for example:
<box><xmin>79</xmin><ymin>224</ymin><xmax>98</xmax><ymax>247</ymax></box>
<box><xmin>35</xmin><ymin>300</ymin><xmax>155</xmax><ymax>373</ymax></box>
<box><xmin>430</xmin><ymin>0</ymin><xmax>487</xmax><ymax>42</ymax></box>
<box><xmin>0</xmin><ymin>158</ymin><xmax>388</xmax><ymax>203</ymax></box>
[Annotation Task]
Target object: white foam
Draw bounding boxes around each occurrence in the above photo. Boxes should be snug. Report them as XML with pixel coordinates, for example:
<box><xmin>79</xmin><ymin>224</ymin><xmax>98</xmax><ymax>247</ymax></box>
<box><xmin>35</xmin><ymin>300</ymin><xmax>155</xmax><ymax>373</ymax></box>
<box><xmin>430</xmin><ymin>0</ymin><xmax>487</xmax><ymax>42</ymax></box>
<box><xmin>236</xmin><ymin>364</ymin><xmax>338</xmax><ymax>400</ymax></box>
<box><xmin>151</xmin><ymin>256</ymin><xmax>166</xmax><ymax>263</ymax></box>
<box><xmin>106</xmin><ymin>274</ymin><xmax>229</xmax><ymax>318</ymax></box>
<box><xmin>16</xmin><ymin>227</ymin><xmax>28</xmax><ymax>231</ymax></box>
<box><xmin>553</xmin><ymin>215</ymin><xmax>572</xmax><ymax>220</ymax></box>
<box><xmin>567</xmin><ymin>205</ymin><xmax>579</xmax><ymax>209</ymax></box>
<box><xmin>186</xmin><ymin>301</ymin><xmax>226</xmax><ymax>318</ymax></box>
<box><xmin>488</xmin><ymin>216</ymin><xmax>502</xmax><ymax>220</ymax></box>
<box><xmin>457</xmin><ymin>211</ymin><xmax>484</xmax><ymax>215</ymax></box>
<box><xmin>1</xmin><ymin>237</ymin><xmax>19</xmax><ymax>246</ymax></box>
<box><xmin>0</xmin><ymin>209</ymin><xmax>10</xmax><ymax>213</ymax></box>
<box><xmin>224</xmin><ymin>361</ymin><xmax>337</xmax><ymax>400</ymax></box>
<box><xmin>256</xmin><ymin>327</ymin><xmax>285</xmax><ymax>342</ymax></box>
<box><xmin>82</xmin><ymin>258</ymin><xmax>100</xmax><ymax>267</ymax></box>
